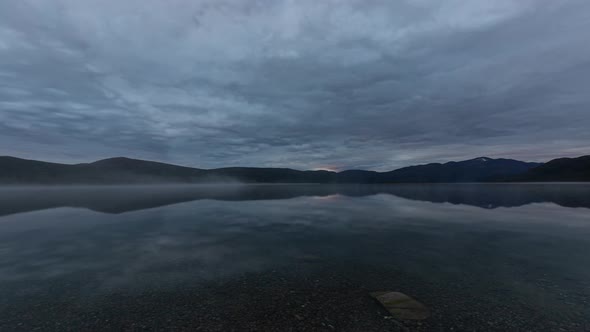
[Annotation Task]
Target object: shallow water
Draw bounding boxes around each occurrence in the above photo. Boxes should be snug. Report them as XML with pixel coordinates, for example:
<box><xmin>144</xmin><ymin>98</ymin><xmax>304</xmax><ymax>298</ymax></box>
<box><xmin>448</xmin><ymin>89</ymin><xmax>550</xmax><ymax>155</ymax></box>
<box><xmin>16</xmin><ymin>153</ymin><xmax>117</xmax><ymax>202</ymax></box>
<box><xmin>0</xmin><ymin>184</ymin><xmax>589</xmax><ymax>331</ymax></box>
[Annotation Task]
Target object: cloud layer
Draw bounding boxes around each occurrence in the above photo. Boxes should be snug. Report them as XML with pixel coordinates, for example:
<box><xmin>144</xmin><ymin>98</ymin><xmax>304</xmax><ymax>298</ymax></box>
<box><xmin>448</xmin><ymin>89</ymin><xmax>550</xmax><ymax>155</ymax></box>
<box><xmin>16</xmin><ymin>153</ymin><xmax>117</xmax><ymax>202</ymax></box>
<box><xmin>1</xmin><ymin>0</ymin><xmax>589</xmax><ymax>170</ymax></box>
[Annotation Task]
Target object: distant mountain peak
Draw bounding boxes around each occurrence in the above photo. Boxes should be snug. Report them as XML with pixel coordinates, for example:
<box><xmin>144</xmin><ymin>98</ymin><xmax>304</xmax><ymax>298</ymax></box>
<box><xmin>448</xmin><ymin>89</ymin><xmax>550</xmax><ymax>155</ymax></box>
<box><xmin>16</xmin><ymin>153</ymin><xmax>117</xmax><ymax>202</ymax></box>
<box><xmin>0</xmin><ymin>155</ymin><xmax>584</xmax><ymax>184</ymax></box>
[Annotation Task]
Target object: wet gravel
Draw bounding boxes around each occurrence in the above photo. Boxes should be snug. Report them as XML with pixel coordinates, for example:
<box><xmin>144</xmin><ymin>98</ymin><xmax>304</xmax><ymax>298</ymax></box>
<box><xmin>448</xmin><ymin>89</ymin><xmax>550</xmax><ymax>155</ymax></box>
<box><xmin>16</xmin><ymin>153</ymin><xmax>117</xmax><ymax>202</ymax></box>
<box><xmin>2</xmin><ymin>262</ymin><xmax>588</xmax><ymax>331</ymax></box>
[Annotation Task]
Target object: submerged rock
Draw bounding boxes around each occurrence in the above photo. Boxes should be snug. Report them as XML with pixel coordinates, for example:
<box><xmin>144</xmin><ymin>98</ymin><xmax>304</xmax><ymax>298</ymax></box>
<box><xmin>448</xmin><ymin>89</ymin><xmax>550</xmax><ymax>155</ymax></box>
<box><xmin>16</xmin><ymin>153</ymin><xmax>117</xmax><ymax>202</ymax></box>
<box><xmin>370</xmin><ymin>291</ymin><xmax>430</xmax><ymax>320</ymax></box>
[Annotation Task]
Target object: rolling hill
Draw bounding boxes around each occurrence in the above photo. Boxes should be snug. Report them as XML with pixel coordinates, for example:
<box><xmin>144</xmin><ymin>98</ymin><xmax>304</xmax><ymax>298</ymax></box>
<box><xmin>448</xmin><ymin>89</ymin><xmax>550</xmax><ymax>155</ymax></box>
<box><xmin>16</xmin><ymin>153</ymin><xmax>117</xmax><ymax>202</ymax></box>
<box><xmin>0</xmin><ymin>155</ymin><xmax>564</xmax><ymax>184</ymax></box>
<box><xmin>514</xmin><ymin>156</ymin><xmax>590</xmax><ymax>182</ymax></box>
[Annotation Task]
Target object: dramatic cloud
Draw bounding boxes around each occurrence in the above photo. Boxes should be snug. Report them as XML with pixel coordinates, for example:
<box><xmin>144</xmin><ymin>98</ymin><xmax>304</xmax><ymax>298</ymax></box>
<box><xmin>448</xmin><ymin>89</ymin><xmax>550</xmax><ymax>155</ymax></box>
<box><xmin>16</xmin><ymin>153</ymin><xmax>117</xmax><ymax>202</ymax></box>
<box><xmin>1</xmin><ymin>0</ymin><xmax>589</xmax><ymax>170</ymax></box>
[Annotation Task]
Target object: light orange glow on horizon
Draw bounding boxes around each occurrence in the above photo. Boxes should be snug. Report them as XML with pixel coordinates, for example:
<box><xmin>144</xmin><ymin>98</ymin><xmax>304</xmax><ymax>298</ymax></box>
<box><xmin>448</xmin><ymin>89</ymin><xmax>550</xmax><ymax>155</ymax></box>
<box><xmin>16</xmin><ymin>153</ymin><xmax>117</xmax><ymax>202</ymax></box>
<box><xmin>312</xmin><ymin>166</ymin><xmax>340</xmax><ymax>172</ymax></box>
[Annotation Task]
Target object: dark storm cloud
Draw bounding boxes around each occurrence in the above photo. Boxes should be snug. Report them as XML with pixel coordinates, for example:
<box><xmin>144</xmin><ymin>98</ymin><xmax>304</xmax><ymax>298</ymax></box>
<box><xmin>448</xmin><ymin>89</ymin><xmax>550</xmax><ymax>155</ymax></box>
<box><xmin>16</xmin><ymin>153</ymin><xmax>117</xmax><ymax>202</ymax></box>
<box><xmin>1</xmin><ymin>0</ymin><xmax>589</xmax><ymax>170</ymax></box>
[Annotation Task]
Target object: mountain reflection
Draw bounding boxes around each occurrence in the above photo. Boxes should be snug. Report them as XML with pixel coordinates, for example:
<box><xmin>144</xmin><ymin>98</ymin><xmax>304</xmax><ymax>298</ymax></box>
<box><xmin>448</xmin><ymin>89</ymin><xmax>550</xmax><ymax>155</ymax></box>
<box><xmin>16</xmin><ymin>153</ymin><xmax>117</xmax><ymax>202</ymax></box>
<box><xmin>1</xmin><ymin>183</ymin><xmax>589</xmax><ymax>216</ymax></box>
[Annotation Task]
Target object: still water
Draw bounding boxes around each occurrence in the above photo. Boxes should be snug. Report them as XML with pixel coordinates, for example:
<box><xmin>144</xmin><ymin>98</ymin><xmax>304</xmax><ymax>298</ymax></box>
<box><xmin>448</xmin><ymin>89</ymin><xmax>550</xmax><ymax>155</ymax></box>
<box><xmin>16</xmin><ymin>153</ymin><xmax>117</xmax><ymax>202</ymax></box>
<box><xmin>0</xmin><ymin>184</ymin><xmax>589</xmax><ymax>331</ymax></box>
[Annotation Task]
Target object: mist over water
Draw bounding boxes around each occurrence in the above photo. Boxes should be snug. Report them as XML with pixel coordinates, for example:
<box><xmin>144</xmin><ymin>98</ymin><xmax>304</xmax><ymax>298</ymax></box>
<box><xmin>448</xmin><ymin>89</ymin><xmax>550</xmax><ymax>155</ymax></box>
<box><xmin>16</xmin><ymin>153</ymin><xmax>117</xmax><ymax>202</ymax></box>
<box><xmin>0</xmin><ymin>184</ymin><xmax>589</xmax><ymax>331</ymax></box>
<box><xmin>2</xmin><ymin>1</ymin><xmax>590</xmax><ymax>330</ymax></box>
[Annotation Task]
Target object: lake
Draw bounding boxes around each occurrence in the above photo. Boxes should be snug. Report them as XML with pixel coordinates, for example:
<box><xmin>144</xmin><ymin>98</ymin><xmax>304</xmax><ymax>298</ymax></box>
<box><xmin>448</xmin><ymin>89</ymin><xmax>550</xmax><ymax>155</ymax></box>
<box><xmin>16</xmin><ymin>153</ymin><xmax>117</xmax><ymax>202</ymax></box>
<box><xmin>0</xmin><ymin>184</ymin><xmax>589</xmax><ymax>331</ymax></box>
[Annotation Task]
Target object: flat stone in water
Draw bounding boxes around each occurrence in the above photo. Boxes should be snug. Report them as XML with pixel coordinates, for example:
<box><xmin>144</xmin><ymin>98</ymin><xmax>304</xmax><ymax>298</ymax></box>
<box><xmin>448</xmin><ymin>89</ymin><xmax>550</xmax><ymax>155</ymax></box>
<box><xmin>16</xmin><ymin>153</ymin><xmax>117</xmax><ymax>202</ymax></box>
<box><xmin>370</xmin><ymin>291</ymin><xmax>430</xmax><ymax>320</ymax></box>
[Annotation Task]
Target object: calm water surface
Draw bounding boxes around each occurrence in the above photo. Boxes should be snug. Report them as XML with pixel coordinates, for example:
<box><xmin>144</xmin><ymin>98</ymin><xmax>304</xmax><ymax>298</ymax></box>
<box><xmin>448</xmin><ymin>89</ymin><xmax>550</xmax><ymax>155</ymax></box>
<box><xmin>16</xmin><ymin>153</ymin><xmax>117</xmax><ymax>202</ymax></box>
<box><xmin>0</xmin><ymin>184</ymin><xmax>589</xmax><ymax>331</ymax></box>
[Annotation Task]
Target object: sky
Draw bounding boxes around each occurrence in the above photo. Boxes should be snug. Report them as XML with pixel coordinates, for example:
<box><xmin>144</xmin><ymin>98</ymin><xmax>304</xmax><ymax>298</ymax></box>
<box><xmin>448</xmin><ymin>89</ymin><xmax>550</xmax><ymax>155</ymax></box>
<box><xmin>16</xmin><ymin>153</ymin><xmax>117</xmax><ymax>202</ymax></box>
<box><xmin>1</xmin><ymin>0</ymin><xmax>589</xmax><ymax>171</ymax></box>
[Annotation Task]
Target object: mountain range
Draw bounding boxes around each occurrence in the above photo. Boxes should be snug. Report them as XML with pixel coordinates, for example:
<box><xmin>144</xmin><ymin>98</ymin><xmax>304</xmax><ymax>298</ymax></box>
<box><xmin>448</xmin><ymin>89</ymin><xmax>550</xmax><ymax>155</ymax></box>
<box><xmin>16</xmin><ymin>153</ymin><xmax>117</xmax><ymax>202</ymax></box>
<box><xmin>0</xmin><ymin>155</ymin><xmax>588</xmax><ymax>184</ymax></box>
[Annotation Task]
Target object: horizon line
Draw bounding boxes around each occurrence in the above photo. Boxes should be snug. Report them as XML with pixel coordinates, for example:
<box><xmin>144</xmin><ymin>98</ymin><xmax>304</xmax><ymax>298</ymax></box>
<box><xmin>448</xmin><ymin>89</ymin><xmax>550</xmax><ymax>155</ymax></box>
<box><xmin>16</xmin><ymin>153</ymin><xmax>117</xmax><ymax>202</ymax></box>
<box><xmin>1</xmin><ymin>154</ymin><xmax>574</xmax><ymax>174</ymax></box>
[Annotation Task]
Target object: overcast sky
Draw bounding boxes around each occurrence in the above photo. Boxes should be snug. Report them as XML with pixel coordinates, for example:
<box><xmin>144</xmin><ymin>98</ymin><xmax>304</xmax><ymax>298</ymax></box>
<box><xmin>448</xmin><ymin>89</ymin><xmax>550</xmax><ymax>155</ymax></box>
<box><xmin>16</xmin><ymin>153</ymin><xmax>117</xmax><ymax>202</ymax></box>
<box><xmin>1</xmin><ymin>0</ymin><xmax>589</xmax><ymax>170</ymax></box>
